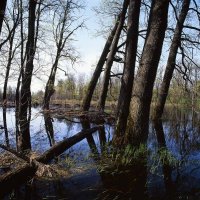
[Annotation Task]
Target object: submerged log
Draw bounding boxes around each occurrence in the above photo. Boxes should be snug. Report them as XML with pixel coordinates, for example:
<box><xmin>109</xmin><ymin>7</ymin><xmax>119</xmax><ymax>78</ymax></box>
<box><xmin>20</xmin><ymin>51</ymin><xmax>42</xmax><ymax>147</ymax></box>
<box><xmin>0</xmin><ymin>126</ymin><xmax>100</xmax><ymax>197</ymax></box>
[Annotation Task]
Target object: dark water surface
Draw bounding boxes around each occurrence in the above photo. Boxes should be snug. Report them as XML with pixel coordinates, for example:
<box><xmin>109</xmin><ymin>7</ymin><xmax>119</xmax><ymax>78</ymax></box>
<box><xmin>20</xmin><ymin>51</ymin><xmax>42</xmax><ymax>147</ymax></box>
<box><xmin>0</xmin><ymin>107</ymin><xmax>200</xmax><ymax>199</ymax></box>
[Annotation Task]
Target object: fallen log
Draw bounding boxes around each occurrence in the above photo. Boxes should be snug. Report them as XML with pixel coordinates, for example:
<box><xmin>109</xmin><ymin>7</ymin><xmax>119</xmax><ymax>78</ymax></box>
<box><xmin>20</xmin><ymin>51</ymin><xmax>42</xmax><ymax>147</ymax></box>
<box><xmin>36</xmin><ymin>126</ymin><xmax>100</xmax><ymax>163</ymax></box>
<box><xmin>0</xmin><ymin>126</ymin><xmax>100</xmax><ymax>197</ymax></box>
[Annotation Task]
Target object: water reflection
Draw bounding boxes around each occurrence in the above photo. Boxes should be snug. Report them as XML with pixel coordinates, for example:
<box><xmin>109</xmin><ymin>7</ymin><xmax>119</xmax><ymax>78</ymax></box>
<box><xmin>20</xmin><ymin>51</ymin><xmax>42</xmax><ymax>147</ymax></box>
<box><xmin>1</xmin><ymin>107</ymin><xmax>200</xmax><ymax>199</ymax></box>
<box><xmin>154</xmin><ymin>119</ymin><xmax>175</xmax><ymax>198</ymax></box>
<box><xmin>44</xmin><ymin>113</ymin><xmax>55</xmax><ymax>147</ymax></box>
<box><xmin>3</xmin><ymin>107</ymin><xmax>9</xmax><ymax>147</ymax></box>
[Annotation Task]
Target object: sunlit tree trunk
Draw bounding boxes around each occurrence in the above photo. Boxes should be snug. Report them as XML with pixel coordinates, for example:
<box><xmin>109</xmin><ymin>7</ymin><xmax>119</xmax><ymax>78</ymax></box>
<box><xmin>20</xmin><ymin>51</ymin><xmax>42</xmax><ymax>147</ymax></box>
<box><xmin>153</xmin><ymin>0</ymin><xmax>190</xmax><ymax>121</ymax></box>
<box><xmin>82</xmin><ymin>16</ymin><xmax>120</xmax><ymax>111</ymax></box>
<box><xmin>98</xmin><ymin>0</ymin><xmax>129</xmax><ymax>112</ymax></box>
<box><xmin>125</xmin><ymin>0</ymin><xmax>170</xmax><ymax>146</ymax></box>
<box><xmin>114</xmin><ymin>0</ymin><xmax>141</xmax><ymax>144</ymax></box>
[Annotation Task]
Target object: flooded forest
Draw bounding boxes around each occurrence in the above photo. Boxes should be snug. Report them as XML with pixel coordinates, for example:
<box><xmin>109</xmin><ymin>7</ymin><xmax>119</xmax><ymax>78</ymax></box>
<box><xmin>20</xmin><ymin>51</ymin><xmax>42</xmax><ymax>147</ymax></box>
<box><xmin>1</xmin><ymin>0</ymin><xmax>200</xmax><ymax>199</ymax></box>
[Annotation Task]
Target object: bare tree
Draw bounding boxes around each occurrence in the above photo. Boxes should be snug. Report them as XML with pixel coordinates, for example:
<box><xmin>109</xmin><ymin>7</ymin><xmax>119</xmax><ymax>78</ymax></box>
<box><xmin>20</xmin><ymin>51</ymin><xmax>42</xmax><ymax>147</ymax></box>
<box><xmin>97</xmin><ymin>0</ymin><xmax>129</xmax><ymax>112</ymax></box>
<box><xmin>43</xmin><ymin>0</ymin><xmax>83</xmax><ymax>110</ymax></box>
<box><xmin>153</xmin><ymin>0</ymin><xmax>191</xmax><ymax>123</ymax></box>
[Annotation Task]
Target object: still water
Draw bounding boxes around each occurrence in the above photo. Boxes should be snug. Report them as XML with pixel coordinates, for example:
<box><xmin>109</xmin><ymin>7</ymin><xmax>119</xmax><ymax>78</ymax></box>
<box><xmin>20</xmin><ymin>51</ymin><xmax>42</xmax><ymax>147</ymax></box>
<box><xmin>0</xmin><ymin>107</ymin><xmax>200</xmax><ymax>199</ymax></box>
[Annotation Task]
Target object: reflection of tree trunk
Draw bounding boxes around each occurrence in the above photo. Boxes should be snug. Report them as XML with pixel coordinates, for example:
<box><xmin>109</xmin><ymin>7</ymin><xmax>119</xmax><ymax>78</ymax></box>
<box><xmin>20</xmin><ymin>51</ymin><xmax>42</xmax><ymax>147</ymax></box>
<box><xmin>153</xmin><ymin>0</ymin><xmax>190</xmax><ymax>121</ymax></box>
<box><xmin>125</xmin><ymin>0</ymin><xmax>170</xmax><ymax>146</ymax></box>
<box><xmin>100</xmin><ymin>148</ymin><xmax>147</xmax><ymax>199</ymax></box>
<box><xmin>98</xmin><ymin>0</ymin><xmax>129</xmax><ymax>112</ymax></box>
<box><xmin>15</xmin><ymin>73</ymin><xmax>22</xmax><ymax>151</ymax></box>
<box><xmin>114</xmin><ymin>0</ymin><xmax>141</xmax><ymax>144</ymax></box>
<box><xmin>3</xmin><ymin>108</ymin><xmax>9</xmax><ymax>147</ymax></box>
<box><xmin>154</xmin><ymin>119</ymin><xmax>175</xmax><ymax>196</ymax></box>
<box><xmin>0</xmin><ymin>0</ymin><xmax>7</xmax><ymax>35</ymax></box>
<box><xmin>19</xmin><ymin>0</ymin><xmax>37</xmax><ymax>151</ymax></box>
<box><xmin>98</xmin><ymin>125</ymin><xmax>106</xmax><ymax>153</ymax></box>
<box><xmin>80</xmin><ymin>119</ymin><xmax>99</xmax><ymax>156</ymax></box>
<box><xmin>82</xmin><ymin>16</ymin><xmax>120</xmax><ymax>111</ymax></box>
<box><xmin>44</xmin><ymin>113</ymin><xmax>55</xmax><ymax>147</ymax></box>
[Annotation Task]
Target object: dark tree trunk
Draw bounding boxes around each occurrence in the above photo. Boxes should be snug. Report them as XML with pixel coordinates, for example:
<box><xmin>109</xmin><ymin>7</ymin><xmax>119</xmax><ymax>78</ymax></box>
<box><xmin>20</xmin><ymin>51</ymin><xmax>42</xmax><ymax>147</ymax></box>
<box><xmin>98</xmin><ymin>0</ymin><xmax>129</xmax><ymax>112</ymax></box>
<box><xmin>0</xmin><ymin>0</ymin><xmax>7</xmax><ymax>35</ymax></box>
<box><xmin>81</xmin><ymin>16</ymin><xmax>120</xmax><ymax>111</ymax></box>
<box><xmin>19</xmin><ymin>0</ymin><xmax>37</xmax><ymax>151</ymax></box>
<box><xmin>114</xmin><ymin>0</ymin><xmax>141</xmax><ymax>145</ymax></box>
<box><xmin>125</xmin><ymin>0</ymin><xmax>170</xmax><ymax>146</ymax></box>
<box><xmin>16</xmin><ymin>0</ymin><xmax>26</xmax><ymax>149</ymax></box>
<box><xmin>153</xmin><ymin>0</ymin><xmax>190</xmax><ymax>121</ymax></box>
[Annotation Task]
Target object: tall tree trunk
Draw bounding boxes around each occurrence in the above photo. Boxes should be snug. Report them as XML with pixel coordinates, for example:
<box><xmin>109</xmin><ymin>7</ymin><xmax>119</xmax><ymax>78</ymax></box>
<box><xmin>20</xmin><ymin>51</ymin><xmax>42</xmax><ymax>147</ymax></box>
<box><xmin>114</xmin><ymin>0</ymin><xmax>141</xmax><ymax>144</ymax></box>
<box><xmin>153</xmin><ymin>0</ymin><xmax>190</xmax><ymax>121</ymax></box>
<box><xmin>98</xmin><ymin>0</ymin><xmax>129</xmax><ymax>112</ymax></box>
<box><xmin>82</xmin><ymin>16</ymin><xmax>120</xmax><ymax>111</ymax></box>
<box><xmin>19</xmin><ymin>0</ymin><xmax>37</xmax><ymax>151</ymax></box>
<box><xmin>0</xmin><ymin>0</ymin><xmax>7</xmax><ymax>35</ymax></box>
<box><xmin>125</xmin><ymin>0</ymin><xmax>170</xmax><ymax>146</ymax></box>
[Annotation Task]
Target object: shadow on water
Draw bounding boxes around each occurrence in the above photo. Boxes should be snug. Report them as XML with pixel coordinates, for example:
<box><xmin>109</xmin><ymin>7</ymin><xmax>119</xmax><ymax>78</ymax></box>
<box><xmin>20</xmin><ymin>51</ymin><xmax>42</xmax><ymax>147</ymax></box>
<box><xmin>1</xmin><ymin>107</ymin><xmax>200</xmax><ymax>199</ymax></box>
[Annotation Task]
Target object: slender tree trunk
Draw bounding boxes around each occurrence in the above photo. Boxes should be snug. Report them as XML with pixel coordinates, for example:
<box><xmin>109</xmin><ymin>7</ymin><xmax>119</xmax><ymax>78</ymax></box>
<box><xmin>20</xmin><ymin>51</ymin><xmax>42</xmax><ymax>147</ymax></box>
<box><xmin>98</xmin><ymin>0</ymin><xmax>129</xmax><ymax>112</ymax></box>
<box><xmin>153</xmin><ymin>0</ymin><xmax>190</xmax><ymax>121</ymax></box>
<box><xmin>3</xmin><ymin>34</ymin><xmax>14</xmax><ymax>106</ymax></box>
<box><xmin>0</xmin><ymin>0</ymin><xmax>7</xmax><ymax>35</ymax></box>
<box><xmin>114</xmin><ymin>0</ymin><xmax>141</xmax><ymax>144</ymax></box>
<box><xmin>125</xmin><ymin>0</ymin><xmax>170</xmax><ymax>146</ymax></box>
<box><xmin>43</xmin><ymin>57</ymin><xmax>59</xmax><ymax>110</ymax></box>
<box><xmin>19</xmin><ymin>0</ymin><xmax>37</xmax><ymax>151</ymax></box>
<box><xmin>81</xmin><ymin>16</ymin><xmax>120</xmax><ymax>111</ymax></box>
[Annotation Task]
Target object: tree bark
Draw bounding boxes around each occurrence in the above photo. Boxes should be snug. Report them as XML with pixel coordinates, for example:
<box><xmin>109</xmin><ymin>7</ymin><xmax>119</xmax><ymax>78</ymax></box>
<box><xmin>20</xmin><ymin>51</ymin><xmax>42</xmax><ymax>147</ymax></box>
<box><xmin>19</xmin><ymin>0</ymin><xmax>37</xmax><ymax>151</ymax></box>
<box><xmin>82</xmin><ymin>16</ymin><xmax>120</xmax><ymax>111</ymax></box>
<box><xmin>98</xmin><ymin>0</ymin><xmax>129</xmax><ymax>112</ymax></box>
<box><xmin>153</xmin><ymin>0</ymin><xmax>190</xmax><ymax>121</ymax></box>
<box><xmin>114</xmin><ymin>0</ymin><xmax>141</xmax><ymax>145</ymax></box>
<box><xmin>125</xmin><ymin>0</ymin><xmax>170</xmax><ymax>146</ymax></box>
<box><xmin>0</xmin><ymin>0</ymin><xmax>7</xmax><ymax>35</ymax></box>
